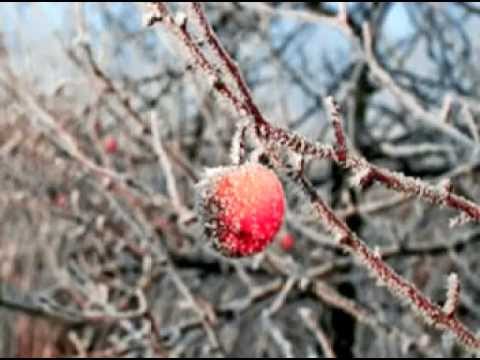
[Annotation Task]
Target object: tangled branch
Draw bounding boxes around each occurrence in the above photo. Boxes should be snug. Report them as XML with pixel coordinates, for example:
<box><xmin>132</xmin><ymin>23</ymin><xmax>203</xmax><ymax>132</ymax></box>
<box><xmin>145</xmin><ymin>2</ymin><xmax>480</xmax><ymax>351</ymax></box>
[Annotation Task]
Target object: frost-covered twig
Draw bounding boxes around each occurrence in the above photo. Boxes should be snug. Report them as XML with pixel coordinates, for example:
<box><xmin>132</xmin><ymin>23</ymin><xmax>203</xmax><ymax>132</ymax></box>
<box><xmin>294</xmin><ymin>170</ymin><xmax>480</xmax><ymax>350</ymax></box>
<box><xmin>443</xmin><ymin>273</ymin><xmax>461</xmax><ymax>317</ymax></box>
<box><xmin>146</xmin><ymin>3</ymin><xmax>480</xmax><ymax>225</ymax></box>
<box><xmin>145</xmin><ymin>1</ymin><xmax>480</xmax><ymax>351</ymax></box>
<box><xmin>324</xmin><ymin>97</ymin><xmax>480</xmax><ymax>224</ymax></box>
<box><xmin>298</xmin><ymin>307</ymin><xmax>336</xmax><ymax>358</ymax></box>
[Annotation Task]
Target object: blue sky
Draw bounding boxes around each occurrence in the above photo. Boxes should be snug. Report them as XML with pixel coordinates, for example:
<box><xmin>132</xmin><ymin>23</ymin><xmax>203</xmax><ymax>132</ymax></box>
<box><xmin>0</xmin><ymin>2</ymin><xmax>417</xmax><ymax>124</ymax></box>
<box><xmin>0</xmin><ymin>3</ymin><xmax>414</xmax><ymax>48</ymax></box>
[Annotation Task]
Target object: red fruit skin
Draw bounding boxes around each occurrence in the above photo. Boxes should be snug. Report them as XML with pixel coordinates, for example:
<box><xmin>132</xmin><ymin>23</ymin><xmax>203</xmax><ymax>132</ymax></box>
<box><xmin>197</xmin><ymin>163</ymin><xmax>285</xmax><ymax>258</ymax></box>
<box><xmin>280</xmin><ymin>233</ymin><xmax>295</xmax><ymax>252</ymax></box>
<box><xmin>54</xmin><ymin>193</ymin><xmax>67</xmax><ymax>208</ymax></box>
<box><xmin>104</xmin><ymin>136</ymin><xmax>118</xmax><ymax>154</ymax></box>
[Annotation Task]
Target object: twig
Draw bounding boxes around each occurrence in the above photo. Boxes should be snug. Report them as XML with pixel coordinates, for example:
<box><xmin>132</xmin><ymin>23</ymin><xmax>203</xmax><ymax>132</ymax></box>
<box><xmin>362</xmin><ymin>23</ymin><xmax>477</xmax><ymax>149</ymax></box>
<box><xmin>298</xmin><ymin>307</ymin><xmax>336</xmax><ymax>358</ymax></box>
<box><xmin>146</xmin><ymin>2</ymin><xmax>480</xmax><ymax>351</ymax></box>
<box><xmin>295</xmin><ymin>171</ymin><xmax>480</xmax><ymax>350</ymax></box>
<box><xmin>150</xmin><ymin>112</ymin><xmax>192</xmax><ymax>220</ymax></box>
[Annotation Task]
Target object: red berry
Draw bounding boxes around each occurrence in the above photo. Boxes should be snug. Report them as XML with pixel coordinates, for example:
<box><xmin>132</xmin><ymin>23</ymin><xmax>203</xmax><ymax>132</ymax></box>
<box><xmin>104</xmin><ymin>136</ymin><xmax>118</xmax><ymax>154</ymax></box>
<box><xmin>54</xmin><ymin>193</ymin><xmax>67</xmax><ymax>208</ymax></box>
<box><xmin>280</xmin><ymin>233</ymin><xmax>295</xmax><ymax>251</ymax></box>
<box><xmin>197</xmin><ymin>162</ymin><xmax>286</xmax><ymax>258</ymax></box>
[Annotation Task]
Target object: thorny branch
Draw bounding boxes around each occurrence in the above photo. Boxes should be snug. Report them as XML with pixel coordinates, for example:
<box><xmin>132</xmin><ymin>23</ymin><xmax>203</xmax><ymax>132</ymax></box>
<box><xmin>147</xmin><ymin>3</ymin><xmax>480</xmax><ymax>225</ymax></box>
<box><xmin>146</xmin><ymin>1</ymin><xmax>480</xmax><ymax>351</ymax></box>
<box><xmin>2</xmin><ymin>2</ymin><xmax>480</xmax><ymax>357</ymax></box>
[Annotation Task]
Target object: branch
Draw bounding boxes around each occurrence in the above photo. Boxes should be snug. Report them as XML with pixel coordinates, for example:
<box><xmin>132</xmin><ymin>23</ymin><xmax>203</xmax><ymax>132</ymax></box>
<box><xmin>149</xmin><ymin>112</ymin><xmax>193</xmax><ymax>221</ymax></box>
<box><xmin>443</xmin><ymin>273</ymin><xmax>460</xmax><ymax>317</ymax></box>
<box><xmin>147</xmin><ymin>3</ymin><xmax>480</xmax><ymax>225</ymax></box>
<box><xmin>362</xmin><ymin>23</ymin><xmax>477</xmax><ymax>149</ymax></box>
<box><xmin>298</xmin><ymin>307</ymin><xmax>336</xmax><ymax>358</ymax></box>
<box><xmin>145</xmin><ymin>2</ymin><xmax>480</xmax><ymax>351</ymax></box>
<box><xmin>324</xmin><ymin>97</ymin><xmax>480</xmax><ymax>224</ymax></box>
<box><xmin>292</xmin><ymin>169</ymin><xmax>480</xmax><ymax>350</ymax></box>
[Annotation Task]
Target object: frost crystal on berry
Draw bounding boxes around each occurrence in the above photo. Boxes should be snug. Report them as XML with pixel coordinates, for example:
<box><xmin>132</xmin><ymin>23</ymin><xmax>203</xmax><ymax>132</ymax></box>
<box><xmin>196</xmin><ymin>162</ymin><xmax>286</xmax><ymax>258</ymax></box>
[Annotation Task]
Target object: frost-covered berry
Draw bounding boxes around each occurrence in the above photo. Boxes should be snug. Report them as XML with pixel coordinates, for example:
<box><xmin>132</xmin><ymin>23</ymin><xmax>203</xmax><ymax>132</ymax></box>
<box><xmin>196</xmin><ymin>162</ymin><xmax>286</xmax><ymax>258</ymax></box>
<box><xmin>54</xmin><ymin>193</ymin><xmax>68</xmax><ymax>208</ymax></box>
<box><xmin>280</xmin><ymin>233</ymin><xmax>295</xmax><ymax>252</ymax></box>
<box><xmin>104</xmin><ymin>136</ymin><xmax>118</xmax><ymax>154</ymax></box>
